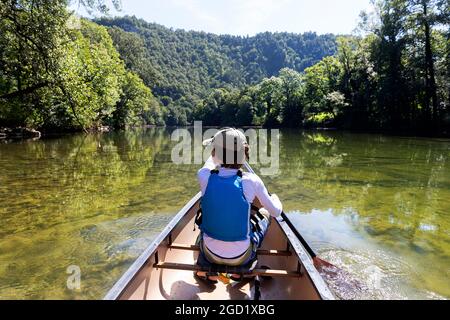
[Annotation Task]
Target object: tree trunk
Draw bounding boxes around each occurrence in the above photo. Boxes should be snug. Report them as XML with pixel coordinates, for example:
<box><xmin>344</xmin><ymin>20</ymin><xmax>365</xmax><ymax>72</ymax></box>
<box><xmin>447</xmin><ymin>27</ymin><xmax>450</xmax><ymax>111</ymax></box>
<box><xmin>58</xmin><ymin>83</ymin><xmax>88</xmax><ymax>133</ymax></box>
<box><xmin>423</xmin><ymin>0</ymin><xmax>439</xmax><ymax>127</ymax></box>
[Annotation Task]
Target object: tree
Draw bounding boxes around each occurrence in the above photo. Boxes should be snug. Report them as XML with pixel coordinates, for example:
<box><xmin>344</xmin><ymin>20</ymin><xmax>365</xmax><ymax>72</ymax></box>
<box><xmin>55</xmin><ymin>20</ymin><xmax>125</xmax><ymax>129</ymax></box>
<box><xmin>236</xmin><ymin>94</ymin><xmax>256</xmax><ymax>126</ymax></box>
<box><xmin>0</xmin><ymin>0</ymin><xmax>69</xmax><ymax>127</ymax></box>
<box><xmin>111</xmin><ymin>71</ymin><xmax>162</xmax><ymax>129</ymax></box>
<box><xmin>194</xmin><ymin>89</ymin><xmax>226</xmax><ymax>126</ymax></box>
<box><xmin>324</xmin><ymin>91</ymin><xmax>349</xmax><ymax>118</ymax></box>
<box><xmin>166</xmin><ymin>105</ymin><xmax>187</xmax><ymax>126</ymax></box>
<box><xmin>258</xmin><ymin>77</ymin><xmax>283</xmax><ymax>126</ymax></box>
<box><xmin>278</xmin><ymin>68</ymin><xmax>304</xmax><ymax>127</ymax></box>
<box><xmin>0</xmin><ymin>1</ymin><xmax>163</xmax><ymax>131</ymax></box>
<box><xmin>303</xmin><ymin>56</ymin><xmax>342</xmax><ymax>115</ymax></box>
<box><xmin>407</xmin><ymin>0</ymin><xmax>448</xmax><ymax>128</ymax></box>
<box><xmin>371</xmin><ymin>0</ymin><xmax>411</xmax><ymax>129</ymax></box>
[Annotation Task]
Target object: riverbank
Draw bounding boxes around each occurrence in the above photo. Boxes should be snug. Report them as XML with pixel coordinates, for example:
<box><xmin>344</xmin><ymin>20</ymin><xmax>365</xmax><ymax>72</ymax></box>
<box><xmin>1</xmin><ymin>124</ymin><xmax>450</xmax><ymax>143</ymax></box>
<box><xmin>0</xmin><ymin>125</ymin><xmax>130</xmax><ymax>141</ymax></box>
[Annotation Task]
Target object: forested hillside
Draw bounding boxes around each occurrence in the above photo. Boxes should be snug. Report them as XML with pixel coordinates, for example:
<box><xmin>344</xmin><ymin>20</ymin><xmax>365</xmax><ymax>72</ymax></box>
<box><xmin>96</xmin><ymin>2</ymin><xmax>450</xmax><ymax>135</ymax></box>
<box><xmin>96</xmin><ymin>16</ymin><xmax>337</xmax><ymax>120</ymax></box>
<box><xmin>144</xmin><ymin>0</ymin><xmax>448</xmax><ymax>135</ymax></box>
<box><xmin>1</xmin><ymin>0</ymin><xmax>449</xmax><ymax>135</ymax></box>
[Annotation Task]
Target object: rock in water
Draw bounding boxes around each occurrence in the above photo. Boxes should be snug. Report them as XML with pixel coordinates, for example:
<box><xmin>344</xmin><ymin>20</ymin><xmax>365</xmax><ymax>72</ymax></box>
<box><xmin>2</xmin><ymin>127</ymin><xmax>41</xmax><ymax>140</ymax></box>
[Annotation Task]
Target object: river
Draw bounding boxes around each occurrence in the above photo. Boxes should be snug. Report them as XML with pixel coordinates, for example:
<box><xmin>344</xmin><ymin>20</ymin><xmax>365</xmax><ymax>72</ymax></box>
<box><xmin>0</xmin><ymin>128</ymin><xmax>448</xmax><ymax>299</ymax></box>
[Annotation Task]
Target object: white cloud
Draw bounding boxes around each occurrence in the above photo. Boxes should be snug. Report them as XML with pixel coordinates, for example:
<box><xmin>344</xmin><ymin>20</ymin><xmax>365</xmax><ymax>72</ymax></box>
<box><xmin>166</xmin><ymin>0</ymin><xmax>292</xmax><ymax>35</ymax></box>
<box><xmin>170</xmin><ymin>0</ymin><xmax>221</xmax><ymax>31</ymax></box>
<box><xmin>226</xmin><ymin>0</ymin><xmax>293</xmax><ymax>35</ymax></box>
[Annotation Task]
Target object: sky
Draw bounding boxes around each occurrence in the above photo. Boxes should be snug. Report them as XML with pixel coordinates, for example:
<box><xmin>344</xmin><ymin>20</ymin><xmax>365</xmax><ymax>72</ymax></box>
<box><xmin>72</xmin><ymin>0</ymin><xmax>374</xmax><ymax>36</ymax></box>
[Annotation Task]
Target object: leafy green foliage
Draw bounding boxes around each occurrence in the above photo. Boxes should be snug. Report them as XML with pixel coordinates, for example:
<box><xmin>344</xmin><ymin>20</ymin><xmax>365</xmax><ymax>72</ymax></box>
<box><xmin>56</xmin><ymin>20</ymin><xmax>125</xmax><ymax>129</ymax></box>
<box><xmin>0</xmin><ymin>1</ymin><xmax>162</xmax><ymax>131</ymax></box>
<box><xmin>0</xmin><ymin>0</ymin><xmax>70</xmax><ymax>127</ymax></box>
<box><xmin>110</xmin><ymin>71</ymin><xmax>163</xmax><ymax>129</ymax></box>
<box><xmin>198</xmin><ymin>0</ymin><xmax>448</xmax><ymax>134</ymax></box>
<box><xmin>106</xmin><ymin>26</ymin><xmax>161</xmax><ymax>88</ymax></box>
<box><xmin>1</xmin><ymin>0</ymin><xmax>448</xmax><ymax>134</ymax></box>
<box><xmin>95</xmin><ymin>16</ymin><xmax>337</xmax><ymax>117</ymax></box>
<box><xmin>192</xmin><ymin>68</ymin><xmax>305</xmax><ymax>127</ymax></box>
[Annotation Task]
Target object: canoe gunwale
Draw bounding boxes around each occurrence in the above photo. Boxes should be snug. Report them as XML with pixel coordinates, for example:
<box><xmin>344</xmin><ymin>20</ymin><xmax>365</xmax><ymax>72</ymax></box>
<box><xmin>103</xmin><ymin>193</ymin><xmax>202</xmax><ymax>300</ymax></box>
<box><xmin>276</xmin><ymin>216</ymin><xmax>335</xmax><ymax>300</ymax></box>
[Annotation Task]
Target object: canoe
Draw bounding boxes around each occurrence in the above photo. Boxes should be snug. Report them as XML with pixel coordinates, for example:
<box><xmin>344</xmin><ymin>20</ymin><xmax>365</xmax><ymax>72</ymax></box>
<box><xmin>104</xmin><ymin>193</ymin><xmax>335</xmax><ymax>300</ymax></box>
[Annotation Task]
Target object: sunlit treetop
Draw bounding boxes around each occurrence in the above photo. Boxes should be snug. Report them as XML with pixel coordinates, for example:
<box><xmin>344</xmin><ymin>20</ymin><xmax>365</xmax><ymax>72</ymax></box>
<box><xmin>71</xmin><ymin>0</ymin><xmax>121</xmax><ymax>14</ymax></box>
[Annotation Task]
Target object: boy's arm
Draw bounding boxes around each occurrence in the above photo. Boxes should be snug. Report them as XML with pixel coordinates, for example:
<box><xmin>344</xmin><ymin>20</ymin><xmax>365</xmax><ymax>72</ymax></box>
<box><xmin>253</xmin><ymin>175</ymin><xmax>283</xmax><ymax>218</ymax></box>
<box><xmin>197</xmin><ymin>156</ymin><xmax>218</xmax><ymax>195</ymax></box>
<box><xmin>201</xmin><ymin>155</ymin><xmax>217</xmax><ymax>171</ymax></box>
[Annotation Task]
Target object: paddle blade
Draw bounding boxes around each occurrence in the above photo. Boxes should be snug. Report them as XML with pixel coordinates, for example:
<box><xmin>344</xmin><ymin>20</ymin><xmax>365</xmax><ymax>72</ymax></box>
<box><xmin>313</xmin><ymin>257</ymin><xmax>336</xmax><ymax>270</ymax></box>
<box><xmin>313</xmin><ymin>257</ymin><xmax>367</xmax><ymax>296</ymax></box>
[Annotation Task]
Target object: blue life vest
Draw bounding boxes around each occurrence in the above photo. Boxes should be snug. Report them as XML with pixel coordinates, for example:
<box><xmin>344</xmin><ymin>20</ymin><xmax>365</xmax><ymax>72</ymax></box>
<box><xmin>200</xmin><ymin>170</ymin><xmax>251</xmax><ymax>242</ymax></box>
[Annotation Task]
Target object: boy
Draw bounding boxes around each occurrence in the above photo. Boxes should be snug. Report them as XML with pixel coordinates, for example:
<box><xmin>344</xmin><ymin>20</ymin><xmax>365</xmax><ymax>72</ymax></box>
<box><xmin>196</xmin><ymin>128</ymin><xmax>282</xmax><ymax>282</ymax></box>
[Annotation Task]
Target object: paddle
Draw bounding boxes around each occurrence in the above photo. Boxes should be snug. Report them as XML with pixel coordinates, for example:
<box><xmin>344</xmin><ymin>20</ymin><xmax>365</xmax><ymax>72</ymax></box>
<box><xmin>243</xmin><ymin>162</ymin><xmax>367</xmax><ymax>295</ymax></box>
<box><xmin>243</xmin><ymin>162</ymin><xmax>336</xmax><ymax>272</ymax></box>
<box><xmin>280</xmin><ymin>212</ymin><xmax>336</xmax><ymax>270</ymax></box>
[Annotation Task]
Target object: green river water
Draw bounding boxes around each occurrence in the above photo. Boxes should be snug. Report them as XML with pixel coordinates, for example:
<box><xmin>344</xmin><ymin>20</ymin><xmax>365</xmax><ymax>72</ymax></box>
<box><xmin>0</xmin><ymin>128</ymin><xmax>449</xmax><ymax>299</ymax></box>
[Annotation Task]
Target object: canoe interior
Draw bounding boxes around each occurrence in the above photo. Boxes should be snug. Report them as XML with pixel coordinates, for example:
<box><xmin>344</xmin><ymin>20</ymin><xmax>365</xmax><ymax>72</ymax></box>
<box><xmin>105</xmin><ymin>194</ymin><xmax>334</xmax><ymax>300</ymax></box>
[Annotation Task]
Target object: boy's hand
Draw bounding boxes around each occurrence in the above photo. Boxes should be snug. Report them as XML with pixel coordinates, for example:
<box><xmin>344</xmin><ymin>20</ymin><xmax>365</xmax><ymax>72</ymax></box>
<box><xmin>270</xmin><ymin>194</ymin><xmax>283</xmax><ymax>216</ymax></box>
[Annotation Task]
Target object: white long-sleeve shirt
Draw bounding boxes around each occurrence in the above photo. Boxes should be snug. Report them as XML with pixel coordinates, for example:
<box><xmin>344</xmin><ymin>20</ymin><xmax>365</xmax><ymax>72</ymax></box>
<box><xmin>197</xmin><ymin>156</ymin><xmax>283</xmax><ymax>258</ymax></box>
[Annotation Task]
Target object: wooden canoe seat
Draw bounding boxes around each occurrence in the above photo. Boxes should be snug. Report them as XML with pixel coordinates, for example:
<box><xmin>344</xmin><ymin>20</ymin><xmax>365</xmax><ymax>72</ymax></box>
<box><xmin>154</xmin><ymin>262</ymin><xmax>302</xmax><ymax>278</ymax></box>
<box><xmin>161</xmin><ymin>243</ymin><xmax>301</xmax><ymax>278</ymax></box>
<box><xmin>168</xmin><ymin>243</ymin><xmax>292</xmax><ymax>257</ymax></box>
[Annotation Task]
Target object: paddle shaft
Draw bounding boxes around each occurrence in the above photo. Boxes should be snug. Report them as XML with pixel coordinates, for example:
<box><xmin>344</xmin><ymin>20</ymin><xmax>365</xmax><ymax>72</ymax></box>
<box><xmin>243</xmin><ymin>163</ymin><xmax>317</xmax><ymax>259</ymax></box>
<box><xmin>280</xmin><ymin>212</ymin><xmax>317</xmax><ymax>259</ymax></box>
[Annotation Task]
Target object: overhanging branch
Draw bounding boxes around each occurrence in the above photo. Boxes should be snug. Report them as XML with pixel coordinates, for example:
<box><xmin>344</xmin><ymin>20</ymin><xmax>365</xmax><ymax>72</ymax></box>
<box><xmin>0</xmin><ymin>81</ymin><xmax>49</xmax><ymax>100</ymax></box>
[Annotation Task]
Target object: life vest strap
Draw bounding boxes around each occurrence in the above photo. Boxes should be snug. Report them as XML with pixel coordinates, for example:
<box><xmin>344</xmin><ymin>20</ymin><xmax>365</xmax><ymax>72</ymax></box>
<box><xmin>211</xmin><ymin>168</ymin><xmax>243</xmax><ymax>177</ymax></box>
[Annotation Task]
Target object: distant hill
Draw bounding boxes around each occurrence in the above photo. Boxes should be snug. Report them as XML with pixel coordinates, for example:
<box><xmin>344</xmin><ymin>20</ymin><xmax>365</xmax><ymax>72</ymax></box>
<box><xmin>95</xmin><ymin>16</ymin><xmax>337</xmax><ymax>107</ymax></box>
